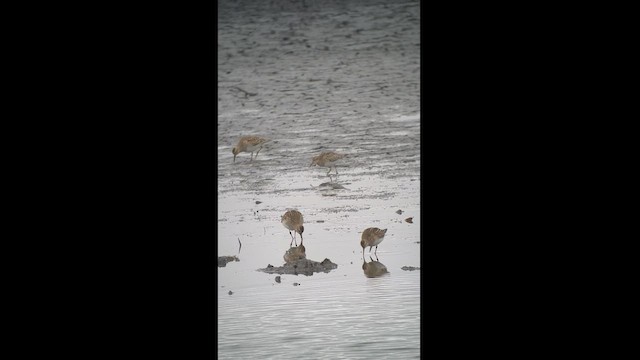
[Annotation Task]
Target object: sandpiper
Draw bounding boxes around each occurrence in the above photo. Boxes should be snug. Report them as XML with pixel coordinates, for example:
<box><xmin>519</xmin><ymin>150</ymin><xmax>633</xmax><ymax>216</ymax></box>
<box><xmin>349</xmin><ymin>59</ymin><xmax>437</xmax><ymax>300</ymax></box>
<box><xmin>310</xmin><ymin>151</ymin><xmax>347</xmax><ymax>177</ymax></box>
<box><xmin>360</xmin><ymin>227</ymin><xmax>387</xmax><ymax>256</ymax></box>
<box><xmin>281</xmin><ymin>210</ymin><xmax>304</xmax><ymax>246</ymax></box>
<box><xmin>232</xmin><ymin>136</ymin><xmax>270</xmax><ymax>162</ymax></box>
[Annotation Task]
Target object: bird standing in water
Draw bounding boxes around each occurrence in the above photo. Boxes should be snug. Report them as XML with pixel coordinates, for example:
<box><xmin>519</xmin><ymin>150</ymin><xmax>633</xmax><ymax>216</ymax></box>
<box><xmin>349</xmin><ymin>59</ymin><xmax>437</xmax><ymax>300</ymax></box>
<box><xmin>310</xmin><ymin>151</ymin><xmax>347</xmax><ymax>179</ymax></box>
<box><xmin>360</xmin><ymin>227</ymin><xmax>387</xmax><ymax>256</ymax></box>
<box><xmin>281</xmin><ymin>210</ymin><xmax>304</xmax><ymax>246</ymax></box>
<box><xmin>232</xmin><ymin>135</ymin><xmax>270</xmax><ymax>163</ymax></box>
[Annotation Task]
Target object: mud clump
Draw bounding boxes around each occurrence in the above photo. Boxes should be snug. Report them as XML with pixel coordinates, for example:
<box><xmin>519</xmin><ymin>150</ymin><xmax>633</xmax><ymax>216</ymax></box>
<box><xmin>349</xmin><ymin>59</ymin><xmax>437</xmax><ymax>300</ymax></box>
<box><xmin>258</xmin><ymin>258</ymin><xmax>338</xmax><ymax>276</ymax></box>
<box><xmin>401</xmin><ymin>266</ymin><xmax>421</xmax><ymax>271</ymax></box>
<box><xmin>218</xmin><ymin>256</ymin><xmax>239</xmax><ymax>267</ymax></box>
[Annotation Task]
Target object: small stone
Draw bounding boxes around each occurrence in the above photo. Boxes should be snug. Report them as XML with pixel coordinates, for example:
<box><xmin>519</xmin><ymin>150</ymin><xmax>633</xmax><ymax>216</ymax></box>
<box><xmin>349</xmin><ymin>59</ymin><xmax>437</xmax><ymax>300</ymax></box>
<box><xmin>255</xmin><ymin>201</ymin><xmax>262</xmax><ymax>204</ymax></box>
<box><xmin>267</xmin><ymin>264</ymin><xmax>273</xmax><ymax>268</ymax></box>
<box><xmin>293</xmin><ymin>282</ymin><xmax>300</xmax><ymax>286</ymax></box>
<box><xmin>405</xmin><ymin>217</ymin><xmax>413</xmax><ymax>223</ymax></box>
<box><xmin>275</xmin><ymin>276</ymin><xmax>281</xmax><ymax>283</ymax></box>
<box><xmin>228</xmin><ymin>291</ymin><xmax>233</xmax><ymax>295</ymax></box>
<box><xmin>396</xmin><ymin>210</ymin><xmax>403</xmax><ymax>214</ymax></box>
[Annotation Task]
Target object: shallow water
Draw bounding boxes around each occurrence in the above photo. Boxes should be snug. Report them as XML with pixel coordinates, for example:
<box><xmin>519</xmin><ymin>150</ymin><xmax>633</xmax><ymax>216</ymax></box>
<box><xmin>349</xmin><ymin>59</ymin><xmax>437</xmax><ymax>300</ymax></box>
<box><xmin>218</xmin><ymin>0</ymin><xmax>420</xmax><ymax>358</ymax></box>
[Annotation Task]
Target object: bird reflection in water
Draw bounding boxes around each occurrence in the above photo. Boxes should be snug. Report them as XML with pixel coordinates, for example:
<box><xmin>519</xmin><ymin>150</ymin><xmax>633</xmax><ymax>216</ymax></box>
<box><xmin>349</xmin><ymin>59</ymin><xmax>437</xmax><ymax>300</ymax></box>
<box><xmin>283</xmin><ymin>244</ymin><xmax>306</xmax><ymax>264</ymax></box>
<box><xmin>362</xmin><ymin>255</ymin><xmax>389</xmax><ymax>278</ymax></box>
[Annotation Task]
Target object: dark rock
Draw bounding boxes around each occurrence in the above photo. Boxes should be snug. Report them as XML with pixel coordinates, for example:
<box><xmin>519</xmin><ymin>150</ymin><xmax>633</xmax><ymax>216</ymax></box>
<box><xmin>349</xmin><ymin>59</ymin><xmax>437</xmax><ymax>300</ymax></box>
<box><xmin>258</xmin><ymin>258</ymin><xmax>338</xmax><ymax>276</ymax></box>
<box><xmin>275</xmin><ymin>276</ymin><xmax>281</xmax><ymax>283</ymax></box>
<box><xmin>228</xmin><ymin>291</ymin><xmax>233</xmax><ymax>295</ymax></box>
<box><xmin>218</xmin><ymin>256</ymin><xmax>239</xmax><ymax>267</ymax></box>
<box><xmin>401</xmin><ymin>266</ymin><xmax>421</xmax><ymax>271</ymax></box>
<box><xmin>293</xmin><ymin>282</ymin><xmax>300</xmax><ymax>286</ymax></box>
<box><xmin>405</xmin><ymin>217</ymin><xmax>413</xmax><ymax>223</ymax></box>
<box><xmin>396</xmin><ymin>209</ymin><xmax>403</xmax><ymax>214</ymax></box>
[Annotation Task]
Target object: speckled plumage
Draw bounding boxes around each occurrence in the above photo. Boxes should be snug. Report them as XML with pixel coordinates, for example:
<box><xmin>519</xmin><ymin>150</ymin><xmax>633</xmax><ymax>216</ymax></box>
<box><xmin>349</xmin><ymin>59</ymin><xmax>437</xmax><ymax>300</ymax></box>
<box><xmin>310</xmin><ymin>151</ymin><xmax>347</xmax><ymax>176</ymax></box>
<box><xmin>360</xmin><ymin>227</ymin><xmax>387</xmax><ymax>256</ymax></box>
<box><xmin>232</xmin><ymin>136</ymin><xmax>270</xmax><ymax>162</ymax></box>
<box><xmin>281</xmin><ymin>210</ymin><xmax>305</xmax><ymax>246</ymax></box>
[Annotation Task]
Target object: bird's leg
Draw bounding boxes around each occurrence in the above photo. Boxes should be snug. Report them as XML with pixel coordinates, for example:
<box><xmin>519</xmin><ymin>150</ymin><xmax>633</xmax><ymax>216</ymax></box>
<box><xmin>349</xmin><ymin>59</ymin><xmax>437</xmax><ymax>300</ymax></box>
<box><xmin>374</xmin><ymin>246</ymin><xmax>378</xmax><ymax>255</ymax></box>
<box><xmin>299</xmin><ymin>234</ymin><xmax>303</xmax><ymax>246</ymax></box>
<box><xmin>250</xmin><ymin>152</ymin><xmax>254</xmax><ymax>161</ymax></box>
<box><xmin>334</xmin><ymin>166</ymin><xmax>338</xmax><ymax>175</ymax></box>
<box><xmin>255</xmin><ymin>147</ymin><xmax>261</xmax><ymax>159</ymax></box>
<box><xmin>369</xmin><ymin>246</ymin><xmax>372</xmax><ymax>253</ymax></box>
<box><xmin>326</xmin><ymin>167</ymin><xmax>331</xmax><ymax>175</ymax></box>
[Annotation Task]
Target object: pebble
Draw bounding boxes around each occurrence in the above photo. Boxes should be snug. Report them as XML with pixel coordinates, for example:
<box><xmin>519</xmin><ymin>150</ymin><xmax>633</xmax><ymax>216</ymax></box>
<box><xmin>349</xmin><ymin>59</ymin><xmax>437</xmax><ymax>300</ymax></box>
<box><xmin>396</xmin><ymin>209</ymin><xmax>403</xmax><ymax>214</ymax></box>
<box><xmin>293</xmin><ymin>282</ymin><xmax>300</xmax><ymax>286</ymax></box>
<box><xmin>275</xmin><ymin>276</ymin><xmax>281</xmax><ymax>283</ymax></box>
<box><xmin>405</xmin><ymin>217</ymin><xmax>413</xmax><ymax>223</ymax></box>
<box><xmin>228</xmin><ymin>291</ymin><xmax>233</xmax><ymax>295</ymax></box>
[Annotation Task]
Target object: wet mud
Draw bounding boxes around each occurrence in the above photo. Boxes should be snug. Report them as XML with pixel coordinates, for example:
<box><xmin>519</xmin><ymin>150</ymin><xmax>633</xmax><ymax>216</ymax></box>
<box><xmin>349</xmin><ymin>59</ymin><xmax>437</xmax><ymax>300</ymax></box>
<box><xmin>258</xmin><ymin>258</ymin><xmax>338</xmax><ymax>276</ymax></box>
<box><xmin>401</xmin><ymin>266</ymin><xmax>420</xmax><ymax>271</ymax></box>
<box><xmin>218</xmin><ymin>256</ymin><xmax>240</xmax><ymax>267</ymax></box>
<box><xmin>218</xmin><ymin>0</ymin><xmax>420</xmax><ymax>357</ymax></box>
